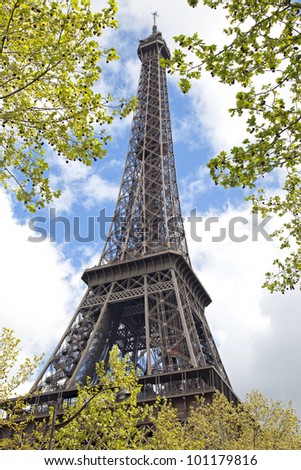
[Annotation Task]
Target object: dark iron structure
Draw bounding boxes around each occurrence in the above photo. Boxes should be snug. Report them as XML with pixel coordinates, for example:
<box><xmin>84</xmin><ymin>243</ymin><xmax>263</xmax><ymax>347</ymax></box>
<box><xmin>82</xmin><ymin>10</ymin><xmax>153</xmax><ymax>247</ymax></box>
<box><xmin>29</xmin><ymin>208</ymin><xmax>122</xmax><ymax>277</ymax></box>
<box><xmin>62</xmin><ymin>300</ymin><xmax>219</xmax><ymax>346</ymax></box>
<box><xmin>30</xmin><ymin>25</ymin><xmax>238</xmax><ymax>416</ymax></box>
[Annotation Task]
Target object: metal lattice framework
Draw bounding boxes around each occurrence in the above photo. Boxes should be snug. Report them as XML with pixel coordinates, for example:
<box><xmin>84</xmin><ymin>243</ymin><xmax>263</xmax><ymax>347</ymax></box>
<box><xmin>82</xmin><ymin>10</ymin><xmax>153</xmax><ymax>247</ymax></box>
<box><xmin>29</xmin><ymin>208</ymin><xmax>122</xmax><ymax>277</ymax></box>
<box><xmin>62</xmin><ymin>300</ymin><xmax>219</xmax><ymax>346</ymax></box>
<box><xmin>31</xmin><ymin>27</ymin><xmax>235</xmax><ymax>403</ymax></box>
<box><xmin>100</xmin><ymin>29</ymin><xmax>189</xmax><ymax>265</ymax></box>
<box><xmin>31</xmin><ymin>253</ymin><xmax>230</xmax><ymax>392</ymax></box>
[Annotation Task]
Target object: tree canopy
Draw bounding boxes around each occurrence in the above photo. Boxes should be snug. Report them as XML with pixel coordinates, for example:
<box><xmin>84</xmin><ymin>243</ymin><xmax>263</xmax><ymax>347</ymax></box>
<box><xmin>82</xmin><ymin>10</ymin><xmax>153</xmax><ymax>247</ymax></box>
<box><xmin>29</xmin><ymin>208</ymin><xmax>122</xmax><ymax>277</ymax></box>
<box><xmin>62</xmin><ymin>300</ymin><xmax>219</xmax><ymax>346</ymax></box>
<box><xmin>165</xmin><ymin>0</ymin><xmax>301</xmax><ymax>293</ymax></box>
<box><xmin>0</xmin><ymin>337</ymin><xmax>149</xmax><ymax>450</ymax></box>
<box><xmin>52</xmin><ymin>347</ymin><xmax>148</xmax><ymax>450</ymax></box>
<box><xmin>180</xmin><ymin>391</ymin><xmax>301</xmax><ymax>450</ymax></box>
<box><xmin>0</xmin><ymin>0</ymin><xmax>136</xmax><ymax>212</ymax></box>
<box><xmin>0</xmin><ymin>327</ymin><xmax>42</xmax><ymax>401</ymax></box>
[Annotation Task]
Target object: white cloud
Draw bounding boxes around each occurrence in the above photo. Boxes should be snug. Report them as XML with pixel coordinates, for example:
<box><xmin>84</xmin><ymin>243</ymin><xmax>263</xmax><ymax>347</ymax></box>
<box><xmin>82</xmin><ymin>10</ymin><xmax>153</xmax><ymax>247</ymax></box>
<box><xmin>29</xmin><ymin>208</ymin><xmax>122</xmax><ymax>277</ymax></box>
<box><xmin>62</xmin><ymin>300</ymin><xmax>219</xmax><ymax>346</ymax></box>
<box><xmin>82</xmin><ymin>174</ymin><xmax>119</xmax><ymax>209</ymax></box>
<box><xmin>189</xmin><ymin>75</ymin><xmax>249</xmax><ymax>153</ymax></box>
<box><xmin>185</xmin><ymin>202</ymin><xmax>301</xmax><ymax>412</ymax></box>
<box><xmin>52</xmin><ymin>186</ymin><xmax>75</xmax><ymax>213</ymax></box>
<box><xmin>51</xmin><ymin>158</ymin><xmax>91</xmax><ymax>184</ymax></box>
<box><xmin>48</xmin><ymin>156</ymin><xmax>120</xmax><ymax>212</ymax></box>
<box><xmin>0</xmin><ymin>191</ymin><xmax>85</xmax><ymax>363</ymax></box>
<box><xmin>180</xmin><ymin>165</ymin><xmax>212</xmax><ymax>212</ymax></box>
<box><xmin>117</xmin><ymin>0</ymin><xmax>227</xmax><ymax>45</ymax></box>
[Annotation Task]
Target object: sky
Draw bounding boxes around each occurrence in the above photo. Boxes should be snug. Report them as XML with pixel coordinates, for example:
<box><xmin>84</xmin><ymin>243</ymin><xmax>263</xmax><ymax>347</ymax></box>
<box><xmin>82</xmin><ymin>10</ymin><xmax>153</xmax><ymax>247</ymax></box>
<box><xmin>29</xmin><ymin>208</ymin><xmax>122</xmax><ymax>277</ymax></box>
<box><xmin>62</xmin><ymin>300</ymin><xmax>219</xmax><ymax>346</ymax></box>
<box><xmin>1</xmin><ymin>0</ymin><xmax>301</xmax><ymax>415</ymax></box>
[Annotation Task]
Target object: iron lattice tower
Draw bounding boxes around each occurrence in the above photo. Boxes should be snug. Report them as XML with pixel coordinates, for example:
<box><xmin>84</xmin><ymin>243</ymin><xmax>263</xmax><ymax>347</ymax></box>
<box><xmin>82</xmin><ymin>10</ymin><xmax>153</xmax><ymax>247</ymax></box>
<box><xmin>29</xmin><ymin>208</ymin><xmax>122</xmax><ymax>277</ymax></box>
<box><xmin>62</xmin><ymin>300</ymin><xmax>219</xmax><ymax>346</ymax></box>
<box><xmin>31</xmin><ymin>26</ymin><xmax>238</xmax><ymax>413</ymax></box>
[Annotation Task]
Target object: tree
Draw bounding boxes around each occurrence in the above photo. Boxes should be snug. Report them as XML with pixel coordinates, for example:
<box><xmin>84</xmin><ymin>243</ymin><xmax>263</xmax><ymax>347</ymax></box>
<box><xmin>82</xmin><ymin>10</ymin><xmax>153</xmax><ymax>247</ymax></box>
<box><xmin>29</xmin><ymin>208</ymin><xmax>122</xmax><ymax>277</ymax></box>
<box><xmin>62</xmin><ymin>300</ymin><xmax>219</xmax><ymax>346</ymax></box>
<box><xmin>239</xmin><ymin>390</ymin><xmax>301</xmax><ymax>450</ymax></box>
<box><xmin>0</xmin><ymin>327</ymin><xmax>44</xmax><ymax>449</ymax></box>
<box><xmin>0</xmin><ymin>342</ymin><xmax>149</xmax><ymax>450</ymax></box>
<box><xmin>0</xmin><ymin>327</ymin><xmax>42</xmax><ymax>401</ymax></box>
<box><xmin>165</xmin><ymin>0</ymin><xmax>301</xmax><ymax>293</ymax></box>
<box><xmin>180</xmin><ymin>391</ymin><xmax>301</xmax><ymax>450</ymax></box>
<box><xmin>143</xmin><ymin>399</ymin><xmax>186</xmax><ymax>450</ymax></box>
<box><xmin>0</xmin><ymin>0</ymin><xmax>136</xmax><ymax>212</ymax></box>
<box><xmin>52</xmin><ymin>347</ymin><xmax>149</xmax><ymax>450</ymax></box>
<box><xmin>182</xmin><ymin>393</ymin><xmax>241</xmax><ymax>450</ymax></box>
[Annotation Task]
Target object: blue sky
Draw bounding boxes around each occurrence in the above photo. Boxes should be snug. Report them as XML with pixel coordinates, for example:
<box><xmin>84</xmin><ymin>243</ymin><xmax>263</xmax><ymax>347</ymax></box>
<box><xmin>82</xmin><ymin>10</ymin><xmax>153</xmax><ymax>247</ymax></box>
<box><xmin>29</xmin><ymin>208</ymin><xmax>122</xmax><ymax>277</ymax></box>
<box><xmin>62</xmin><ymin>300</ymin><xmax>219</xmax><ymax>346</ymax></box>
<box><xmin>1</xmin><ymin>0</ymin><xmax>301</xmax><ymax>415</ymax></box>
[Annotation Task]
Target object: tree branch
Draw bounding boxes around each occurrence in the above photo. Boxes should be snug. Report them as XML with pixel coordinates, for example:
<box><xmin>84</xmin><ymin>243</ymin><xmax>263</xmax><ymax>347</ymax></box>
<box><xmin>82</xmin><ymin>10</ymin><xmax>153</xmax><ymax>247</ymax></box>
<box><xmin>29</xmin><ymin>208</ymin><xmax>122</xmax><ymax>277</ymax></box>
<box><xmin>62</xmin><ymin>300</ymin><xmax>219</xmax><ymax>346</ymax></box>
<box><xmin>0</xmin><ymin>0</ymin><xmax>20</xmax><ymax>54</ymax></box>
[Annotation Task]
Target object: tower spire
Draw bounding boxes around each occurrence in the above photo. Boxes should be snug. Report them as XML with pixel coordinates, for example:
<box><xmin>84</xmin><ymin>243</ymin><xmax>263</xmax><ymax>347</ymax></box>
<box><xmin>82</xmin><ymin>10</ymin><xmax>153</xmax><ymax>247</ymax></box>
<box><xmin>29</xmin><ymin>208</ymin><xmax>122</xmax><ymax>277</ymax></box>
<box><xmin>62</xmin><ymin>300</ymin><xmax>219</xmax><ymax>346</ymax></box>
<box><xmin>152</xmin><ymin>11</ymin><xmax>159</xmax><ymax>35</ymax></box>
<box><xmin>99</xmin><ymin>24</ymin><xmax>186</xmax><ymax>265</ymax></box>
<box><xmin>30</xmin><ymin>28</ymin><xmax>238</xmax><ymax>414</ymax></box>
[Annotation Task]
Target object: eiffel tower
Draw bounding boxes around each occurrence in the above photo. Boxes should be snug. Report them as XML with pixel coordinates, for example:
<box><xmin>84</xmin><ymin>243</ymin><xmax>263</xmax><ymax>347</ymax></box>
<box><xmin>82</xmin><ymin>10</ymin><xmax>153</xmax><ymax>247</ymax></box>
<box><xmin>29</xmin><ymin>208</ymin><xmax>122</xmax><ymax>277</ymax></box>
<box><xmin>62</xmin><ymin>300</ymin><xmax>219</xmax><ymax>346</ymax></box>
<box><xmin>31</xmin><ymin>22</ymin><xmax>238</xmax><ymax>415</ymax></box>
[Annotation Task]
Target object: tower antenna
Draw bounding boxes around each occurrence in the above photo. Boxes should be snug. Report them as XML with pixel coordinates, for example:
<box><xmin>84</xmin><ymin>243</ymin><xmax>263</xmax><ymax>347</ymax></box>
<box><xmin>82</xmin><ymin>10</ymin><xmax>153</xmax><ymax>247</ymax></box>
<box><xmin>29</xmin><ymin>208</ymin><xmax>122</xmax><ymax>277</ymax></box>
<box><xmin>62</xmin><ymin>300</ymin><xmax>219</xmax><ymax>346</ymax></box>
<box><xmin>151</xmin><ymin>11</ymin><xmax>159</xmax><ymax>34</ymax></box>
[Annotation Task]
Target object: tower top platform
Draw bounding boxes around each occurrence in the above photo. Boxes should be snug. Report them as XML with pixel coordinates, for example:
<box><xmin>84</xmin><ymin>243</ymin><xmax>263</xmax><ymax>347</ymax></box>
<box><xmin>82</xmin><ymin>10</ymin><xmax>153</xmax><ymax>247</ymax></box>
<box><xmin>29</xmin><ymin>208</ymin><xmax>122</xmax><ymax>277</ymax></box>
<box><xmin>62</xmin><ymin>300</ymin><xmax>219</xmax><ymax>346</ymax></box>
<box><xmin>138</xmin><ymin>26</ymin><xmax>171</xmax><ymax>61</ymax></box>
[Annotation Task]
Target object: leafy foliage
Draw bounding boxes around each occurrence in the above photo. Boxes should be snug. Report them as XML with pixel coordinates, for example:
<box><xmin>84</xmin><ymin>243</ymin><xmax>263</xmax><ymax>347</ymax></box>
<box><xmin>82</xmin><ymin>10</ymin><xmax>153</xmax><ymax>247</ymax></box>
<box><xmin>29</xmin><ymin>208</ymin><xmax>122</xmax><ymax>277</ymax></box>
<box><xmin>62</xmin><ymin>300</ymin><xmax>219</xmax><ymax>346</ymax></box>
<box><xmin>183</xmin><ymin>393</ymin><xmax>241</xmax><ymax>449</ymax></box>
<box><xmin>0</xmin><ymin>343</ymin><xmax>150</xmax><ymax>450</ymax></box>
<box><xmin>143</xmin><ymin>399</ymin><xmax>186</xmax><ymax>450</ymax></box>
<box><xmin>0</xmin><ymin>327</ymin><xmax>45</xmax><ymax>449</ymax></box>
<box><xmin>0</xmin><ymin>327</ymin><xmax>42</xmax><ymax>401</ymax></box>
<box><xmin>240</xmin><ymin>390</ymin><xmax>301</xmax><ymax>449</ymax></box>
<box><xmin>52</xmin><ymin>347</ymin><xmax>149</xmax><ymax>450</ymax></box>
<box><xmin>0</xmin><ymin>0</ymin><xmax>136</xmax><ymax>211</ymax></box>
<box><xmin>165</xmin><ymin>0</ymin><xmax>301</xmax><ymax>292</ymax></box>
<box><xmin>181</xmin><ymin>391</ymin><xmax>301</xmax><ymax>450</ymax></box>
